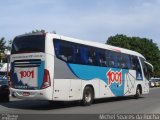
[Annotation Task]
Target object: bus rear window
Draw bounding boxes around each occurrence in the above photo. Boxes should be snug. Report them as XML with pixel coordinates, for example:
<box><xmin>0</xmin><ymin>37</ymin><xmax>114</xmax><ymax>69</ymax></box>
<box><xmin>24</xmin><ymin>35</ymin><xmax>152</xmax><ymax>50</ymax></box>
<box><xmin>11</xmin><ymin>35</ymin><xmax>45</xmax><ymax>54</ymax></box>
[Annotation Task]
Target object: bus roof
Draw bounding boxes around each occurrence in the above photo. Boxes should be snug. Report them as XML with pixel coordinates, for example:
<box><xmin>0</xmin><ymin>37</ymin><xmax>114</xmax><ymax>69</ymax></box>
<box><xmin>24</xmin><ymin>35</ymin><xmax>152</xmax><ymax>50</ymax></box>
<box><xmin>14</xmin><ymin>32</ymin><xmax>145</xmax><ymax>59</ymax></box>
<box><xmin>48</xmin><ymin>33</ymin><xmax>145</xmax><ymax>59</ymax></box>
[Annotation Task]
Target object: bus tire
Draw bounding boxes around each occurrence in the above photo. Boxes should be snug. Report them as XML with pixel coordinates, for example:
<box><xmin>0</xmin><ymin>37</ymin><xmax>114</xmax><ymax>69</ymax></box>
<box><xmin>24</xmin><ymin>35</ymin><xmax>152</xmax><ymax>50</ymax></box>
<box><xmin>81</xmin><ymin>86</ymin><xmax>94</xmax><ymax>106</ymax></box>
<box><xmin>134</xmin><ymin>86</ymin><xmax>141</xmax><ymax>99</ymax></box>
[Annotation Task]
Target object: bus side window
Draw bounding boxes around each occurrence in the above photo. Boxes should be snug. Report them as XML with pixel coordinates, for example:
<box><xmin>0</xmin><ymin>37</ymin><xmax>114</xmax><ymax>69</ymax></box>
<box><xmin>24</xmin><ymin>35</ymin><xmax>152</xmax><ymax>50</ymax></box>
<box><xmin>88</xmin><ymin>48</ymin><xmax>98</xmax><ymax>66</ymax></box>
<box><xmin>74</xmin><ymin>46</ymin><xmax>82</xmax><ymax>64</ymax></box>
<box><xmin>54</xmin><ymin>40</ymin><xmax>74</xmax><ymax>63</ymax></box>
<box><xmin>113</xmin><ymin>52</ymin><xmax>119</xmax><ymax>68</ymax></box>
<box><xmin>131</xmin><ymin>56</ymin><xmax>143</xmax><ymax>80</ymax></box>
<box><xmin>88</xmin><ymin>48</ymin><xmax>93</xmax><ymax>65</ymax></box>
<box><xmin>131</xmin><ymin>56</ymin><xmax>136</xmax><ymax>69</ymax></box>
<box><xmin>119</xmin><ymin>53</ymin><xmax>128</xmax><ymax>69</ymax></box>
<box><xmin>117</xmin><ymin>53</ymin><xmax>121</xmax><ymax>68</ymax></box>
<box><xmin>106</xmin><ymin>51</ymin><xmax>115</xmax><ymax>68</ymax></box>
<box><xmin>80</xmin><ymin>46</ymin><xmax>89</xmax><ymax>65</ymax></box>
<box><xmin>61</xmin><ymin>45</ymin><xmax>73</xmax><ymax>62</ymax></box>
<box><xmin>140</xmin><ymin>58</ymin><xmax>150</xmax><ymax>80</ymax></box>
<box><xmin>54</xmin><ymin>39</ymin><xmax>60</xmax><ymax>57</ymax></box>
<box><xmin>145</xmin><ymin>63</ymin><xmax>152</xmax><ymax>80</ymax></box>
<box><xmin>98</xmin><ymin>50</ymin><xmax>107</xmax><ymax>67</ymax></box>
<box><xmin>126</xmin><ymin>55</ymin><xmax>132</xmax><ymax>69</ymax></box>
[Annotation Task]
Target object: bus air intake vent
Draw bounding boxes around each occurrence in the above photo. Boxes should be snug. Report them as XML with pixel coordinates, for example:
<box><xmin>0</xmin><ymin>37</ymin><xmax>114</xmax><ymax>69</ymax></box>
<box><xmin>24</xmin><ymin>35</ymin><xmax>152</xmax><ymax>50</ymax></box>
<box><xmin>13</xmin><ymin>59</ymin><xmax>41</xmax><ymax>67</ymax></box>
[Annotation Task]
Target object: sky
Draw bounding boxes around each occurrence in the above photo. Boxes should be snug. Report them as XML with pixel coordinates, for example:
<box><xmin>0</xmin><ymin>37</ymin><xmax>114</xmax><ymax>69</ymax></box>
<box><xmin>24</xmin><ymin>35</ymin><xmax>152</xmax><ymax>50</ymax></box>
<box><xmin>1</xmin><ymin>0</ymin><xmax>160</xmax><ymax>48</ymax></box>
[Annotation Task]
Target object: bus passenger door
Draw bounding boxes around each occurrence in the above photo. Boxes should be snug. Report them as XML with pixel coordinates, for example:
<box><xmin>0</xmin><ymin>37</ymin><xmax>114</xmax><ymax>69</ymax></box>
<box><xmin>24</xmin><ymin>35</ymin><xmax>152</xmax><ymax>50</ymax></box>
<box><xmin>140</xmin><ymin>58</ymin><xmax>153</xmax><ymax>93</ymax></box>
<box><xmin>143</xmin><ymin>61</ymin><xmax>153</xmax><ymax>93</ymax></box>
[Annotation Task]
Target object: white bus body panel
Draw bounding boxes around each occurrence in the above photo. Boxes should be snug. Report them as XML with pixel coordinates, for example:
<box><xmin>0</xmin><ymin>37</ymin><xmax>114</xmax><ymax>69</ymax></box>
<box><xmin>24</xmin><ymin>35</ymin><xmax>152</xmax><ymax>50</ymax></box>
<box><xmin>10</xmin><ymin>33</ymin><xmax>149</xmax><ymax>101</ymax></box>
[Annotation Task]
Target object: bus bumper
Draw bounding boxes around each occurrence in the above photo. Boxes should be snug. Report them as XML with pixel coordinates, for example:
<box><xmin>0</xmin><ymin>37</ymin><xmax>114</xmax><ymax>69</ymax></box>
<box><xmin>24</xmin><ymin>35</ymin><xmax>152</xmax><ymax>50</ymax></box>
<box><xmin>10</xmin><ymin>88</ymin><xmax>52</xmax><ymax>100</ymax></box>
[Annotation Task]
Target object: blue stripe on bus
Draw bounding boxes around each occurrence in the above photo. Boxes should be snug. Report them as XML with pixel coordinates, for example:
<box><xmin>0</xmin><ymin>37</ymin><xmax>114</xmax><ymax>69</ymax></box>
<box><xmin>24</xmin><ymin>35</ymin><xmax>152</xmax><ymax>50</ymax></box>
<box><xmin>68</xmin><ymin>63</ymin><xmax>129</xmax><ymax>96</ymax></box>
<box><xmin>38</xmin><ymin>61</ymin><xmax>44</xmax><ymax>88</ymax></box>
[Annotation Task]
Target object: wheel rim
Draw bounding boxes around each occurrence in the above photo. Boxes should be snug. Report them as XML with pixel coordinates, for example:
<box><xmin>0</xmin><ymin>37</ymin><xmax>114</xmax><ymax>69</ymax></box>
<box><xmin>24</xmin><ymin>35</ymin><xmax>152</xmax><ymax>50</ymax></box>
<box><xmin>85</xmin><ymin>91</ymin><xmax>91</xmax><ymax>103</ymax></box>
<box><xmin>137</xmin><ymin>88</ymin><xmax>140</xmax><ymax>96</ymax></box>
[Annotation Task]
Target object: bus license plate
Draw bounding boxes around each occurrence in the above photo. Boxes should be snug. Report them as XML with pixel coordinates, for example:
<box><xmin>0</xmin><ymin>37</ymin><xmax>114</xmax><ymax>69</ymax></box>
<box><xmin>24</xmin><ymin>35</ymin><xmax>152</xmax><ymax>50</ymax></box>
<box><xmin>23</xmin><ymin>92</ymin><xmax>30</xmax><ymax>96</ymax></box>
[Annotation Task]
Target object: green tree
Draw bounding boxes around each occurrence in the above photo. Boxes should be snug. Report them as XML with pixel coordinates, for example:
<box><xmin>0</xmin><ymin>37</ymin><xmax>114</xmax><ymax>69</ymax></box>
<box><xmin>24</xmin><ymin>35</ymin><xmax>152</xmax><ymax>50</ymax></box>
<box><xmin>31</xmin><ymin>29</ymin><xmax>45</xmax><ymax>33</ymax></box>
<box><xmin>0</xmin><ymin>37</ymin><xmax>6</xmax><ymax>52</ymax></box>
<box><xmin>25</xmin><ymin>29</ymin><xmax>46</xmax><ymax>34</ymax></box>
<box><xmin>106</xmin><ymin>34</ymin><xmax>160</xmax><ymax>77</ymax></box>
<box><xmin>5</xmin><ymin>40</ymin><xmax>13</xmax><ymax>51</ymax></box>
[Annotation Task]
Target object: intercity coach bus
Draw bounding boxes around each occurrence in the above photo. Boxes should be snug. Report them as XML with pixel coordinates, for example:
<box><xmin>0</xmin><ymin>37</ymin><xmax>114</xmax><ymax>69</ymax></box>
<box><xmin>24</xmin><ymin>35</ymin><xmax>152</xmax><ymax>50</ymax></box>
<box><xmin>10</xmin><ymin>33</ymin><xmax>153</xmax><ymax>106</ymax></box>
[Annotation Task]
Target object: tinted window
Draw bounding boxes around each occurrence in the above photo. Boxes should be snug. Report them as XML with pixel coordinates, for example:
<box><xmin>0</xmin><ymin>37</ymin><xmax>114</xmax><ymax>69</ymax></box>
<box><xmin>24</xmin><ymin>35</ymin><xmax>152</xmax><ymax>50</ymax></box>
<box><xmin>54</xmin><ymin>39</ymin><xmax>141</xmax><ymax>70</ymax></box>
<box><xmin>140</xmin><ymin>57</ymin><xmax>150</xmax><ymax>80</ymax></box>
<box><xmin>98</xmin><ymin>49</ymin><xmax>107</xmax><ymax>67</ymax></box>
<box><xmin>11</xmin><ymin>35</ymin><xmax>45</xmax><ymax>54</ymax></box>
<box><xmin>131</xmin><ymin>56</ymin><xmax>140</xmax><ymax>70</ymax></box>
<box><xmin>54</xmin><ymin>40</ymin><xmax>74</xmax><ymax>63</ymax></box>
<box><xmin>54</xmin><ymin>39</ymin><xmax>99</xmax><ymax>66</ymax></box>
<box><xmin>131</xmin><ymin>56</ymin><xmax>143</xmax><ymax>80</ymax></box>
<box><xmin>88</xmin><ymin>48</ymin><xmax>99</xmax><ymax>65</ymax></box>
<box><xmin>126</xmin><ymin>55</ymin><xmax>132</xmax><ymax>69</ymax></box>
<box><xmin>117</xmin><ymin>53</ymin><xmax>128</xmax><ymax>69</ymax></box>
<box><xmin>80</xmin><ymin>46</ymin><xmax>88</xmax><ymax>65</ymax></box>
<box><xmin>74</xmin><ymin>46</ymin><xmax>83</xmax><ymax>64</ymax></box>
<box><xmin>106</xmin><ymin>51</ymin><xmax>115</xmax><ymax>67</ymax></box>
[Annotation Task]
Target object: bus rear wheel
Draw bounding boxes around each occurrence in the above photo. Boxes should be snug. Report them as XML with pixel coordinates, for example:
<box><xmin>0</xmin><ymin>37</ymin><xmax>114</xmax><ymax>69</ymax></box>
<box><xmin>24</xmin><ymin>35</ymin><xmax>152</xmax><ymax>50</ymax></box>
<box><xmin>81</xmin><ymin>86</ymin><xmax>94</xmax><ymax>106</ymax></box>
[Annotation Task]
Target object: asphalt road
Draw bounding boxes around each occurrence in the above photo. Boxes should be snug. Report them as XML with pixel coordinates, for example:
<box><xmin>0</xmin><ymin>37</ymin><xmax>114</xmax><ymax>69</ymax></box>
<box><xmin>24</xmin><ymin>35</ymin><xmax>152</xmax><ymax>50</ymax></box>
<box><xmin>0</xmin><ymin>88</ymin><xmax>160</xmax><ymax>120</ymax></box>
<box><xmin>0</xmin><ymin>88</ymin><xmax>160</xmax><ymax>119</ymax></box>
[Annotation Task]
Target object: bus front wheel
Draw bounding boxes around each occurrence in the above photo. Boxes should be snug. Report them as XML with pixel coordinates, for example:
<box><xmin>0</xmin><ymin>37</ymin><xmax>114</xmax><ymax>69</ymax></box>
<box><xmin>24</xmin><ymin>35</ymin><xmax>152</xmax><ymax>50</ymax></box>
<box><xmin>134</xmin><ymin>86</ymin><xmax>141</xmax><ymax>99</ymax></box>
<box><xmin>81</xmin><ymin>86</ymin><xmax>94</xmax><ymax>106</ymax></box>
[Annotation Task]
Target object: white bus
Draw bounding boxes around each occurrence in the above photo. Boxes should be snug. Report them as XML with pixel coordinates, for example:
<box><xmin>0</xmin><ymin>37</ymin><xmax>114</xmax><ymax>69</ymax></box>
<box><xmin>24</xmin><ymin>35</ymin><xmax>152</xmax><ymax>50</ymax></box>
<box><xmin>10</xmin><ymin>33</ymin><xmax>153</xmax><ymax>106</ymax></box>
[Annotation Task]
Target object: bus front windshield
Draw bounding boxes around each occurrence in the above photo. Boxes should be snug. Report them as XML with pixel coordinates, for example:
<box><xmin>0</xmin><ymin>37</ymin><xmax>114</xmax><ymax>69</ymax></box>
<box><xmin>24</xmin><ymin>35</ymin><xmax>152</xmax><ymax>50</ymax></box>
<box><xmin>11</xmin><ymin>34</ymin><xmax>45</xmax><ymax>54</ymax></box>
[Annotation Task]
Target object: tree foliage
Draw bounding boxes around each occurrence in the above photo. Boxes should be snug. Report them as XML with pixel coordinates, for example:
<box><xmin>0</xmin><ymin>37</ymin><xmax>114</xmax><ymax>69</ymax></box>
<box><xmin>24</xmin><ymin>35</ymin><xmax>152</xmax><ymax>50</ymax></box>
<box><xmin>106</xmin><ymin>34</ymin><xmax>160</xmax><ymax>77</ymax></box>
<box><xmin>25</xmin><ymin>29</ymin><xmax>46</xmax><ymax>34</ymax></box>
<box><xmin>0</xmin><ymin>37</ymin><xmax>6</xmax><ymax>52</ymax></box>
<box><xmin>5</xmin><ymin>40</ymin><xmax>12</xmax><ymax>51</ymax></box>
